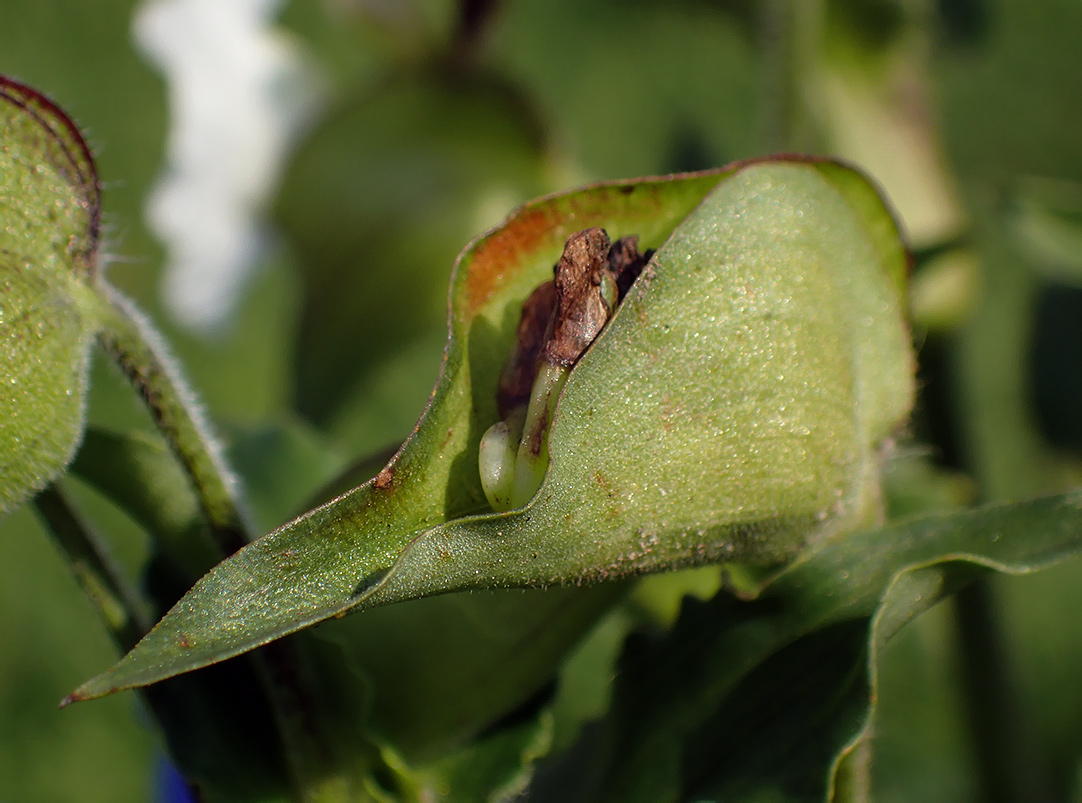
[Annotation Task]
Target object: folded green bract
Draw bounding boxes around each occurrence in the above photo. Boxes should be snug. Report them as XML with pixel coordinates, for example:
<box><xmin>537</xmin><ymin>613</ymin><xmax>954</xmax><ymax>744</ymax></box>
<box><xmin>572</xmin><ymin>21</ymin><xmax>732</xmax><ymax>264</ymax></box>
<box><xmin>69</xmin><ymin>156</ymin><xmax>915</xmax><ymax>700</ymax></box>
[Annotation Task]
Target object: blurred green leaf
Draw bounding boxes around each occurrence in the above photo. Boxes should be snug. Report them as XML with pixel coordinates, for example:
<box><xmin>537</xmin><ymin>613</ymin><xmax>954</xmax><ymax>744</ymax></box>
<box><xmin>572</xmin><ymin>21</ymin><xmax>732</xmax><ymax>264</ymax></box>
<box><xmin>0</xmin><ymin>77</ymin><xmax>105</xmax><ymax>516</ymax></box>
<box><xmin>936</xmin><ymin>0</ymin><xmax>1082</xmax><ymax>498</ymax></box>
<box><xmin>226</xmin><ymin>419</ymin><xmax>347</xmax><ymax>534</ymax></box>
<box><xmin>872</xmin><ymin>602</ymin><xmax>976</xmax><ymax>802</ymax></box>
<box><xmin>317</xmin><ymin>584</ymin><xmax>625</xmax><ymax>761</ymax></box>
<box><xmin>992</xmin><ymin>558</ymin><xmax>1082</xmax><ymax>797</ymax></box>
<box><xmin>72</xmin><ymin>157</ymin><xmax>914</xmax><ymax>700</ymax></box>
<box><xmin>413</xmin><ymin>710</ymin><xmax>554</xmax><ymax>803</ymax></box>
<box><xmin>276</xmin><ymin>68</ymin><xmax>548</xmax><ymax>430</ymax></box>
<box><xmin>547</xmin><ymin>605</ymin><xmax>638</xmax><ymax>754</ymax></box>
<box><xmin>68</xmin><ymin>428</ymin><xmax>216</xmax><ymax>580</ymax></box>
<box><xmin>493</xmin><ymin>0</ymin><xmax>759</xmax><ymax>177</ymax></box>
<box><xmin>568</xmin><ymin>491</ymin><xmax>1082</xmax><ymax>802</ymax></box>
<box><xmin>1009</xmin><ymin>176</ymin><xmax>1082</xmax><ymax>285</ymax></box>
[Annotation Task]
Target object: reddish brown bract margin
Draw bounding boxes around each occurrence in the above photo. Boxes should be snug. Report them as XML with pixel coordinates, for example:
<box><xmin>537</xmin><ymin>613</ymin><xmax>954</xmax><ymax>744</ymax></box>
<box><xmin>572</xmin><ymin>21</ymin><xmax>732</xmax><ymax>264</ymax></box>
<box><xmin>0</xmin><ymin>76</ymin><xmax>102</xmax><ymax>275</ymax></box>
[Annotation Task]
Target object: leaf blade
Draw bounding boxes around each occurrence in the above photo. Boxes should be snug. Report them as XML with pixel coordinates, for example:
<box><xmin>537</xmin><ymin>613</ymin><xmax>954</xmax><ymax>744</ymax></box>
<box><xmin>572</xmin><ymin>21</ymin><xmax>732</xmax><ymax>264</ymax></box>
<box><xmin>578</xmin><ymin>491</ymin><xmax>1082</xmax><ymax>802</ymax></box>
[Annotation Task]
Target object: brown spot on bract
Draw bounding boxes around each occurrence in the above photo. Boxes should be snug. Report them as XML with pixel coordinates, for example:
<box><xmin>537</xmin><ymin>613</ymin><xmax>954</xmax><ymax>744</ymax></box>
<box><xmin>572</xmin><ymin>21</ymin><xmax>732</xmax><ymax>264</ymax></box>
<box><xmin>178</xmin><ymin>633</ymin><xmax>191</xmax><ymax>649</ymax></box>
<box><xmin>440</xmin><ymin>427</ymin><xmax>455</xmax><ymax>451</ymax></box>
<box><xmin>659</xmin><ymin>395</ymin><xmax>683</xmax><ymax>433</ymax></box>
<box><xmin>375</xmin><ymin>467</ymin><xmax>395</xmax><ymax>490</ymax></box>
<box><xmin>594</xmin><ymin>470</ymin><xmax>618</xmax><ymax>500</ymax></box>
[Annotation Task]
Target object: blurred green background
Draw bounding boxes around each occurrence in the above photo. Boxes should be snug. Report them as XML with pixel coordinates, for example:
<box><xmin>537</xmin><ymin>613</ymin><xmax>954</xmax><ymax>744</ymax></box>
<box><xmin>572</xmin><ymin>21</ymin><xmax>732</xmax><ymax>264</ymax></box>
<box><xmin>1</xmin><ymin>0</ymin><xmax>1080</xmax><ymax>799</ymax></box>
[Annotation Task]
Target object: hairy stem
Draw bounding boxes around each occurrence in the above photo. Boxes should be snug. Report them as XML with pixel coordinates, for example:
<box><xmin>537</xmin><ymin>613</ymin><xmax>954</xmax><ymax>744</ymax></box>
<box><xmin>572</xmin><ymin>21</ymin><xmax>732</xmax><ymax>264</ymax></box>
<box><xmin>94</xmin><ymin>283</ymin><xmax>340</xmax><ymax>793</ymax></box>
<box><xmin>96</xmin><ymin>283</ymin><xmax>250</xmax><ymax>556</ymax></box>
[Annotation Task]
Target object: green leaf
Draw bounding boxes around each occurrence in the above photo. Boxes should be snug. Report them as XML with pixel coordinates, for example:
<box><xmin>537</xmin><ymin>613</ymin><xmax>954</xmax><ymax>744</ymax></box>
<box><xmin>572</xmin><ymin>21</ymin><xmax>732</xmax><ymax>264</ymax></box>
<box><xmin>0</xmin><ymin>76</ymin><xmax>105</xmax><ymax>516</ymax></box>
<box><xmin>493</xmin><ymin>0</ymin><xmax>759</xmax><ymax>176</ymax></box>
<box><xmin>73</xmin><ymin>157</ymin><xmax>914</xmax><ymax>700</ymax></box>
<box><xmin>67</xmin><ymin>427</ymin><xmax>219</xmax><ymax>582</ymax></box>
<box><xmin>936</xmin><ymin>0</ymin><xmax>1082</xmax><ymax>499</ymax></box>
<box><xmin>225</xmin><ymin>419</ymin><xmax>347</xmax><ymax>534</ymax></box>
<box><xmin>316</xmin><ymin>583</ymin><xmax>626</xmax><ymax>761</ymax></box>
<box><xmin>412</xmin><ymin>710</ymin><xmax>554</xmax><ymax>803</ymax></box>
<box><xmin>1009</xmin><ymin>176</ymin><xmax>1082</xmax><ymax>285</ymax></box>
<box><xmin>566</xmin><ymin>491</ymin><xmax>1082</xmax><ymax>803</ymax></box>
<box><xmin>275</xmin><ymin>69</ymin><xmax>548</xmax><ymax>429</ymax></box>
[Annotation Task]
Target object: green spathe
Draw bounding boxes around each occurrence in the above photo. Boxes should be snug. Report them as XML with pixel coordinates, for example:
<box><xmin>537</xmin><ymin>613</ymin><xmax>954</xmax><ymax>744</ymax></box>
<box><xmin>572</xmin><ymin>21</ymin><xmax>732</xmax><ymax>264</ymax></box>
<box><xmin>72</xmin><ymin>157</ymin><xmax>915</xmax><ymax>701</ymax></box>
<box><xmin>373</xmin><ymin>162</ymin><xmax>913</xmax><ymax>593</ymax></box>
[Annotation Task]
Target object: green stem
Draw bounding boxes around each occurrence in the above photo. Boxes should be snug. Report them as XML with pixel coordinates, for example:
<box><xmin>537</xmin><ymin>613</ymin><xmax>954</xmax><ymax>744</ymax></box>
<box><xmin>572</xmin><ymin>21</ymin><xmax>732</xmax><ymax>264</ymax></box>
<box><xmin>32</xmin><ymin>483</ymin><xmax>151</xmax><ymax>650</ymax></box>
<box><xmin>254</xmin><ymin>638</ymin><xmax>340</xmax><ymax>798</ymax></box>
<box><xmin>96</xmin><ymin>283</ymin><xmax>250</xmax><ymax>556</ymax></box>
<box><xmin>511</xmin><ymin>362</ymin><xmax>568</xmax><ymax>508</ymax></box>
<box><xmin>758</xmin><ymin>0</ymin><xmax>818</xmax><ymax>151</ymax></box>
<box><xmin>953</xmin><ymin>580</ymin><xmax>1052</xmax><ymax>803</ymax></box>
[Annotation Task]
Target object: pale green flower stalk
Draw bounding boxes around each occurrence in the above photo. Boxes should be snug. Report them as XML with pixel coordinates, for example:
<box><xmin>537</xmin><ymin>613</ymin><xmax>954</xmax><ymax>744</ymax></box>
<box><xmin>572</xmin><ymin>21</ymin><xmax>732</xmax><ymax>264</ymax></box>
<box><xmin>508</xmin><ymin>361</ymin><xmax>571</xmax><ymax>509</ymax></box>
<box><xmin>481</xmin><ymin>228</ymin><xmax>643</xmax><ymax>512</ymax></box>
<box><xmin>96</xmin><ymin>282</ymin><xmax>251</xmax><ymax>556</ymax></box>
